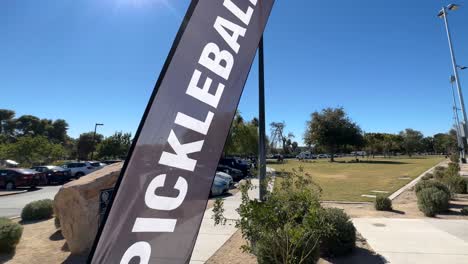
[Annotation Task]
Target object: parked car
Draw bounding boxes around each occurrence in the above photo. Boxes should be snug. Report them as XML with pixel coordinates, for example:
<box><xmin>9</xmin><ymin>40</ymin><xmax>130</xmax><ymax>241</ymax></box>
<box><xmin>214</xmin><ymin>171</ymin><xmax>233</xmax><ymax>188</ymax></box>
<box><xmin>90</xmin><ymin>161</ymin><xmax>107</xmax><ymax>169</ymax></box>
<box><xmin>297</xmin><ymin>151</ymin><xmax>316</xmax><ymax>160</ymax></box>
<box><xmin>219</xmin><ymin>157</ymin><xmax>250</xmax><ymax>176</ymax></box>
<box><xmin>101</xmin><ymin>160</ymin><xmax>123</xmax><ymax>165</ymax></box>
<box><xmin>317</xmin><ymin>154</ymin><xmax>330</xmax><ymax>159</ymax></box>
<box><xmin>0</xmin><ymin>168</ymin><xmax>41</xmax><ymax>190</ymax></box>
<box><xmin>62</xmin><ymin>162</ymin><xmax>99</xmax><ymax>178</ymax></box>
<box><xmin>31</xmin><ymin>165</ymin><xmax>72</xmax><ymax>185</ymax></box>
<box><xmin>217</xmin><ymin>165</ymin><xmax>244</xmax><ymax>181</ymax></box>
<box><xmin>210</xmin><ymin>172</ymin><xmax>231</xmax><ymax>196</ymax></box>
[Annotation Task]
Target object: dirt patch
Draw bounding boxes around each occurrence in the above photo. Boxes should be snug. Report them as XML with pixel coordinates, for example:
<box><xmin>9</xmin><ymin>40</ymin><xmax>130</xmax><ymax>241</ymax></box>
<box><xmin>207</xmin><ymin>230</ymin><xmax>385</xmax><ymax>264</ymax></box>
<box><xmin>0</xmin><ymin>188</ymin><xmax>240</xmax><ymax>264</ymax></box>
<box><xmin>206</xmin><ymin>230</ymin><xmax>256</xmax><ymax>264</ymax></box>
<box><xmin>323</xmin><ymin>189</ymin><xmax>468</xmax><ymax>219</ymax></box>
<box><xmin>0</xmin><ymin>218</ymin><xmax>86</xmax><ymax>264</ymax></box>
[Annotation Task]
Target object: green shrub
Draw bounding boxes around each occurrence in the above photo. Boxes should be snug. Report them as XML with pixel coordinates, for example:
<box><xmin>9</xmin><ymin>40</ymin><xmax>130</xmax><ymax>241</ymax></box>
<box><xmin>414</xmin><ymin>180</ymin><xmax>451</xmax><ymax>197</ymax></box>
<box><xmin>213</xmin><ymin>167</ymin><xmax>332</xmax><ymax>264</ymax></box>
<box><xmin>375</xmin><ymin>196</ymin><xmax>392</xmax><ymax>211</ymax></box>
<box><xmin>21</xmin><ymin>199</ymin><xmax>54</xmax><ymax>221</ymax></box>
<box><xmin>320</xmin><ymin>208</ymin><xmax>356</xmax><ymax>257</ymax></box>
<box><xmin>0</xmin><ymin>217</ymin><xmax>23</xmax><ymax>253</ymax></box>
<box><xmin>450</xmin><ymin>153</ymin><xmax>460</xmax><ymax>163</ymax></box>
<box><xmin>417</xmin><ymin>187</ymin><xmax>450</xmax><ymax>217</ymax></box>
<box><xmin>422</xmin><ymin>173</ymin><xmax>433</xmax><ymax>181</ymax></box>
<box><xmin>461</xmin><ymin>207</ymin><xmax>468</xmax><ymax>216</ymax></box>
<box><xmin>442</xmin><ymin>176</ymin><xmax>467</xmax><ymax>194</ymax></box>
<box><xmin>446</xmin><ymin>162</ymin><xmax>460</xmax><ymax>177</ymax></box>
<box><xmin>433</xmin><ymin>166</ymin><xmax>446</xmax><ymax>180</ymax></box>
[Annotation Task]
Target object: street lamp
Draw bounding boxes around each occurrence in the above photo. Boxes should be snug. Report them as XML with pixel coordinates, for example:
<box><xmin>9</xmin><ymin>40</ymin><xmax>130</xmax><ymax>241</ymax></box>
<box><xmin>450</xmin><ymin>75</ymin><xmax>465</xmax><ymax>159</ymax></box>
<box><xmin>438</xmin><ymin>3</ymin><xmax>467</xmax><ymax>161</ymax></box>
<box><xmin>90</xmin><ymin>123</ymin><xmax>104</xmax><ymax>160</ymax></box>
<box><xmin>458</xmin><ymin>65</ymin><xmax>468</xmax><ymax>70</ymax></box>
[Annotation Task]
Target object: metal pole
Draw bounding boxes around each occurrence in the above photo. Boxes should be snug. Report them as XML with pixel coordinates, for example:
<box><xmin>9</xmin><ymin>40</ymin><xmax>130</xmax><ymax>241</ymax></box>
<box><xmin>258</xmin><ymin>36</ymin><xmax>267</xmax><ymax>201</ymax></box>
<box><xmin>90</xmin><ymin>123</ymin><xmax>97</xmax><ymax>160</ymax></box>
<box><xmin>442</xmin><ymin>8</ymin><xmax>468</xmax><ymax>149</ymax></box>
<box><xmin>451</xmin><ymin>77</ymin><xmax>465</xmax><ymax>159</ymax></box>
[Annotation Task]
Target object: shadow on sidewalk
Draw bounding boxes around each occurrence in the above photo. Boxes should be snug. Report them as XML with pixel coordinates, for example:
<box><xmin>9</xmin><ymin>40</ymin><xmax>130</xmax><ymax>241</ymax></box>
<box><xmin>323</xmin><ymin>247</ymin><xmax>388</xmax><ymax>264</ymax></box>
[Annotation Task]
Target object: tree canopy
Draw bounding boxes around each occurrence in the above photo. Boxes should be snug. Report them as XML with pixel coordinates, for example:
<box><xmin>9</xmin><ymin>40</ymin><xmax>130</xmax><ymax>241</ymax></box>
<box><xmin>304</xmin><ymin>107</ymin><xmax>363</xmax><ymax>161</ymax></box>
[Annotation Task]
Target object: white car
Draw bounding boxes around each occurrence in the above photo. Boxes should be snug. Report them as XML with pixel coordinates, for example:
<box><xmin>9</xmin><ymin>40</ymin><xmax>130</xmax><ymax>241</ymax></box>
<box><xmin>62</xmin><ymin>162</ymin><xmax>99</xmax><ymax>178</ymax></box>
<box><xmin>214</xmin><ymin>171</ymin><xmax>233</xmax><ymax>188</ymax></box>
<box><xmin>210</xmin><ymin>173</ymin><xmax>231</xmax><ymax>196</ymax></box>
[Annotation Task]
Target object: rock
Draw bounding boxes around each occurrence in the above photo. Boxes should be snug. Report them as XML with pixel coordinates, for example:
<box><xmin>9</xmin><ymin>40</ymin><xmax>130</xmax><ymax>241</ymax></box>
<box><xmin>53</xmin><ymin>162</ymin><xmax>122</xmax><ymax>254</ymax></box>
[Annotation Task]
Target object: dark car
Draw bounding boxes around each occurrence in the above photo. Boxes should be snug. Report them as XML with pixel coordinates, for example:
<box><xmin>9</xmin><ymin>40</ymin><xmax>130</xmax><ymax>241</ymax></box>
<box><xmin>101</xmin><ymin>160</ymin><xmax>123</xmax><ymax>165</ymax></box>
<box><xmin>31</xmin><ymin>165</ymin><xmax>72</xmax><ymax>185</ymax></box>
<box><xmin>0</xmin><ymin>168</ymin><xmax>40</xmax><ymax>190</ymax></box>
<box><xmin>217</xmin><ymin>165</ymin><xmax>244</xmax><ymax>181</ymax></box>
<box><xmin>219</xmin><ymin>157</ymin><xmax>250</xmax><ymax>176</ymax></box>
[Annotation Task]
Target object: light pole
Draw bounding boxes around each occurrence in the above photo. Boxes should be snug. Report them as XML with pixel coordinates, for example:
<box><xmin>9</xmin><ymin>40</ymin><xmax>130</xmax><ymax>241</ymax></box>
<box><xmin>450</xmin><ymin>75</ymin><xmax>464</xmax><ymax>159</ymax></box>
<box><xmin>438</xmin><ymin>4</ymin><xmax>468</xmax><ymax>158</ymax></box>
<box><xmin>91</xmin><ymin>123</ymin><xmax>104</xmax><ymax>160</ymax></box>
<box><xmin>258</xmin><ymin>36</ymin><xmax>267</xmax><ymax>201</ymax></box>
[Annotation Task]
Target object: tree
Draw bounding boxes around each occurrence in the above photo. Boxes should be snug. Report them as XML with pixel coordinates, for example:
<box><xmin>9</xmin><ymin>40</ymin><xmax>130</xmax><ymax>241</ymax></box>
<box><xmin>97</xmin><ymin>132</ymin><xmax>132</xmax><ymax>159</ymax></box>
<box><xmin>48</xmin><ymin>119</ymin><xmax>69</xmax><ymax>144</ymax></box>
<box><xmin>5</xmin><ymin>136</ymin><xmax>65</xmax><ymax>166</ymax></box>
<box><xmin>224</xmin><ymin>113</ymin><xmax>259</xmax><ymax>157</ymax></box>
<box><xmin>433</xmin><ymin>131</ymin><xmax>457</xmax><ymax>154</ymax></box>
<box><xmin>269</xmin><ymin>121</ymin><xmax>285</xmax><ymax>152</ymax></box>
<box><xmin>421</xmin><ymin>136</ymin><xmax>435</xmax><ymax>154</ymax></box>
<box><xmin>364</xmin><ymin>133</ymin><xmax>384</xmax><ymax>158</ymax></box>
<box><xmin>0</xmin><ymin>109</ymin><xmax>16</xmax><ymax>140</ymax></box>
<box><xmin>382</xmin><ymin>133</ymin><xmax>402</xmax><ymax>157</ymax></box>
<box><xmin>399</xmin><ymin>129</ymin><xmax>423</xmax><ymax>157</ymax></box>
<box><xmin>304</xmin><ymin>107</ymin><xmax>363</xmax><ymax>162</ymax></box>
<box><xmin>77</xmin><ymin>132</ymin><xmax>103</xmax><ymax>160</ymax></box>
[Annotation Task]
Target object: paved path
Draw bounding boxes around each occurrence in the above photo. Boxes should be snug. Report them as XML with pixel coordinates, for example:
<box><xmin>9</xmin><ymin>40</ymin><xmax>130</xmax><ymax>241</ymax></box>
<box><xmin>190</xmin><ymin>167</ymin><xmax>275</xmax><ymax>264</ymax></box>
<box><xmin>0</xmin><ymin>186</ymin><xmax>62</xmax><ymax>218</ymax></box>
<box><xmin>353</xmin><ymin>218</ymin><xmax>468</xmax><ymax>264</ymax></box>
<box><xmin>190</xmin><ymin>179</ymin><xmax>262</xmax><ymax>264</ymax></box>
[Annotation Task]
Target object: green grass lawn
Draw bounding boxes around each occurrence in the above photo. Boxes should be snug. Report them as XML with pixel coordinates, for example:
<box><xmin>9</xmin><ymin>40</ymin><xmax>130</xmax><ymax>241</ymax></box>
<box><xmin>269</xmin><ymin>156</ymin><xmax>445</xmax><ymax>202</ymax></box>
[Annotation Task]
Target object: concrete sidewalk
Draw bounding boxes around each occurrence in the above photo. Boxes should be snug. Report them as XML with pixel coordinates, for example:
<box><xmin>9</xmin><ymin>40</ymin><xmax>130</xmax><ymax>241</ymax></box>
<box><xmin>353</xmin><ymin>218</ymin><xmax>468</xmax><ymax>264</ymax></box>
<box><xmin>190</xmin><ymin>171</ymin><xmax>273</xmax><ymax>264</ymax></box>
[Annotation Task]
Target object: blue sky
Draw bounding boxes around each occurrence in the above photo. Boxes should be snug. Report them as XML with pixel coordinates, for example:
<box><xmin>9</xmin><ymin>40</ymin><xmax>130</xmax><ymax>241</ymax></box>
<box><xmin>1</xmin><ymin>0</ymin><xmax>468</xmax><ymax>144</ymax></box>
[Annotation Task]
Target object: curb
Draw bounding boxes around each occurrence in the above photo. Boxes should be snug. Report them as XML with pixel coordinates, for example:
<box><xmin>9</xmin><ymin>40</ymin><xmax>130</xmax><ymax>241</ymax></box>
<box><xmin>0</xmin><ymin>190</ymin><xmax>28</xmax><ymax>197</ymax></box>
<box><xmin>388</xmin><ymin>160</ymin><xmax>448</xmax><ymax>201</ymax></box>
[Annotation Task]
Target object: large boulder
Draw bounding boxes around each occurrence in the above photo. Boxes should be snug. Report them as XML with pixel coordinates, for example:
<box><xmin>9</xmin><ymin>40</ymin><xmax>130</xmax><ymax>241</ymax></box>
<box><xmin>54</xmin><ymin>162</ymin><xmax>122</xmax><ymax>254</ymax></box>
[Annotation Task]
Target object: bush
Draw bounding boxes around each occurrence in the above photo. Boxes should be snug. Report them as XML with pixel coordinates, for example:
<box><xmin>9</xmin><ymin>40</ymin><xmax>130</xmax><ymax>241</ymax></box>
<box><xmin>320</xmin><ymin>208</ymin><xmax>356</xmax><ymax>257</ymax></box>
<box><xmin>446</xmin><ymin>162</ymin><xmax>460</xmax><ymax>177</ymax></box>
<box><xmin>417</xmin><ymin>187</ymin><xmax>450</xmax><ymax>217</ymax></box>
<box><xmin>433</xmin><ymin>166</ymin><xmax>446</xmax><ymax>180</ymax></box>
<box><xmin>21</xmin><ymin>199</ymin><xmax>54</xmax><ymax>221</ymax></box>
<box><xmin>213</xmin><ymin>168</ymin><xmax>331</xmax><ymax>264</ymax></box>
<box><xmin>421</xmin><ymin>173</ymin><xmax>433</xmax><ymax>181</ymax></box>
<box><xmin>375</xmin><ymin>196</ymin><xmax>392</xmax><ymax>211</ymax></box>
<box><xmin>442</xmin><ymin>176</ymin><xmax>467</xmax><ymax>194</ymax></box>
<box><xmin>450</xmin><ymin>153</ymin><xmax>460</xmax><ymax>163</ymax></box>
<box><xmin>0</xmin><ymin>217</ymin><xmax>23</xmax><ymax>253</ymax></box>
<box><xmin>414</xmin><ymin>180</ymin><xmax>451</xmax><ymax>197</ymax></box>
<box><xmin>461</xmin><ymin>207</ymin><xmax>468</xmax><ymax>216</ymax></box>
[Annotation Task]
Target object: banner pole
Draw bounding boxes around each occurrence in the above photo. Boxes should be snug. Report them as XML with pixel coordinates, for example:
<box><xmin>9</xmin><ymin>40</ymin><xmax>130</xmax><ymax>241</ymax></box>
<box><xmin>258</xmin><ymin>35</ymin><xmax>267</xmax><ymax>201</ymax></box>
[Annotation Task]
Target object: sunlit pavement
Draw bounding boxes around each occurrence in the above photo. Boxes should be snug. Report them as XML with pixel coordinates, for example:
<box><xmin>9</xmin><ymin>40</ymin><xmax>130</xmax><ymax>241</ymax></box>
<box><xmin>0</xmin><ymin>185</ymin><xmax>62</xmax><ymax>218</ymax></box>
<box><xmin>353</xmin><ymin>218</ymin><xmax>468</xmax><ymax>264</ymax></box>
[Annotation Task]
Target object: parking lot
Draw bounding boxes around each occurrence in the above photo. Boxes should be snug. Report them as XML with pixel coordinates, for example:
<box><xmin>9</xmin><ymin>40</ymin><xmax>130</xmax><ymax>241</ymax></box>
<box><xmin>0</xmin><ymin>186</ymin><xmax>62</xmax><ymax>218</ymax></box>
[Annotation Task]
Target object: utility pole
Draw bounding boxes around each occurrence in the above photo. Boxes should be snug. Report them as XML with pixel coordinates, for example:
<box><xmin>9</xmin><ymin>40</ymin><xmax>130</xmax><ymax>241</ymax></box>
<box><xmin>91</xmin><ymin>123</ymin><xmax>103</xmax><ymax>160</ymax></box>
